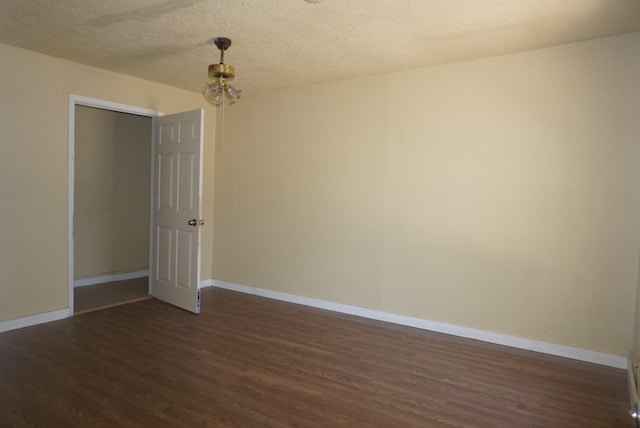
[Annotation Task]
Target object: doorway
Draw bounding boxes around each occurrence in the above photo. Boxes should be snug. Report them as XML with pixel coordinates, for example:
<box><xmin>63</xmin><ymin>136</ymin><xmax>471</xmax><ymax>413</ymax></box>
<box><xmin>68</xmin><ymin>95</ymin><xmax>162</xmax><ymax>314</ymax></box>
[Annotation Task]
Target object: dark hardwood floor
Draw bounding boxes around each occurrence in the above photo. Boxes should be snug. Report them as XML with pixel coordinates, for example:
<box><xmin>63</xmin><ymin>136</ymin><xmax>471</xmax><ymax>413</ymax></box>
<box><xmin>73</xmin><ymin>277</ymin><xmax>150</xmax><ymax>314</ymax></box>
<box><xmin>0</xmin><ymin>288</ymin><xmax>632</xmax><ymax>427</ymax></box>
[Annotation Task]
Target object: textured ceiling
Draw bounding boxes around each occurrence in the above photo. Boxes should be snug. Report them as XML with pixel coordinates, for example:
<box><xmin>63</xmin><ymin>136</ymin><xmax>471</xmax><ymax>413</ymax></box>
<box><xmin>1</xmin><ymin>0</ymin><xmax>640</xmax><ymax>94</ymax></box>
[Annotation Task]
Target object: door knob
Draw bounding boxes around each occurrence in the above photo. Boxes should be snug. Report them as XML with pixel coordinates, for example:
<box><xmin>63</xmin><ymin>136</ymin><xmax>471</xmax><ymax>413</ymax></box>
<box><xmin>187</xmin><ymin>219</ymin><xmax>197</xmax><ymax>226</ymax></box>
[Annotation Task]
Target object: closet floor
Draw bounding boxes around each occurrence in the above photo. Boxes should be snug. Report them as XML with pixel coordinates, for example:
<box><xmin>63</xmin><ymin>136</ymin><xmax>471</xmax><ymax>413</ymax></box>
<box><xmin>74</xmin><ymin>276</ymin><xmax>150</xmax><ymax>314</ymax></box>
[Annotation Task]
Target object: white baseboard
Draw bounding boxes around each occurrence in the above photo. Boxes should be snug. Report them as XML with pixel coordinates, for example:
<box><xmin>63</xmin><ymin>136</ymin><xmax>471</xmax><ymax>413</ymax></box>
<box><xmin>0</xmin><ymin>309</ymin><xmax>70</xmax><ymax>334</ymax></box>
<box><xmin>199</xmin><ymin>279</ymin><xmax>216</xmax><ymax>289</ymax></box>
<box><xmin>209</xmin><ymin>279</ymin><xmax>627</xmax><ymax>369</ymax></box>
<box><xmin>74</xmin><ymin>269</ymin><xmax>149</xmax><ymax>288</ymax></box>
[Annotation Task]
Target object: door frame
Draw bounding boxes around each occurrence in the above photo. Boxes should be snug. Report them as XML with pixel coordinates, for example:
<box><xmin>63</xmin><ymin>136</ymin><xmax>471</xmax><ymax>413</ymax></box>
<box><xmin>67</xmin><ymin>94</ymin><xmax>163</xmax><ymax>315</ymax></box>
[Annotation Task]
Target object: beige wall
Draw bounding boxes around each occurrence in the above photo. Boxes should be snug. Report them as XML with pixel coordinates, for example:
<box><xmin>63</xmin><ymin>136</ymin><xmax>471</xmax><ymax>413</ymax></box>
<box><xmin>0</xmin><ymin>42</ymin><xmax>216</xmax><ymax>321</ymax></box>
<box><xmin>74</xmin><ymin>106</ymin><xmax>151</xmax><ymax>279</ymax></box>
<box><xmin>213</xmin><ymin>32</ymin><xmax>640</xmax><ymax>357</ymax></box>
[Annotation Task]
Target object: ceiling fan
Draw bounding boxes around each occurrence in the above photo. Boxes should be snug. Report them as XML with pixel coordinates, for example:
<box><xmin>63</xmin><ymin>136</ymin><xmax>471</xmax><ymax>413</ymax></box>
<box><xmin>202</xmin><ymin>37</ymin><xmax>241</xmax><ymax>106</ymax></box>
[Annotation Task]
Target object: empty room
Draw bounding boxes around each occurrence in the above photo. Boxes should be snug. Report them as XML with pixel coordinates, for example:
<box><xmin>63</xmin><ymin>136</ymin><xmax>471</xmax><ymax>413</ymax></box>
<box><xmin>2</xmin><ymin>1</ymin><xmax>640</xmax><ymax>426</ymax></box>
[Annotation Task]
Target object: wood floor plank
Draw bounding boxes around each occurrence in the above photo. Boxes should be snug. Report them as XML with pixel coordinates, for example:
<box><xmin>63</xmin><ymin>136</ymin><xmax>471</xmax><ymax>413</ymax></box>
<box><xmin>0</xmin><ymin>288</ymin><xmax>632</xmax><ymax>427</ymax></box>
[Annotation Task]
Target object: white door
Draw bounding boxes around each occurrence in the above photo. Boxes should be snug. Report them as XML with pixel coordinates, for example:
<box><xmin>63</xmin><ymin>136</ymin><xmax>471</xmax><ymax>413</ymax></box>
<box><xmin>150</xmin><ymin>109</ymin><xmax>204</xmax><ymax>313</ymax></box>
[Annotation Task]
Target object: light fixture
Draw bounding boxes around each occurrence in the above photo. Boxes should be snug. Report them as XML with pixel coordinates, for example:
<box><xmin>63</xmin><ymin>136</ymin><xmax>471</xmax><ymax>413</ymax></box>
<box><xmin>202</xmin><ymin>37</ymin><xmax>241</xmax><ymax>106</ymax></box>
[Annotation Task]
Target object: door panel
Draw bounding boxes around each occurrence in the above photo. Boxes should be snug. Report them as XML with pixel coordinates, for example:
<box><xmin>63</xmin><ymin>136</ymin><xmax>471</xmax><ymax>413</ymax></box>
<box><xmin>176</xmin><ymin>229</ymin><xmax>193</xmax><ymax>288</ymax></box>
<box><xmin>150</xmin><ymin>109</ymin><xmax>204</xmax><ymax>313</ymax></box>
<box><xmin>157</xmin><ymin>153</ymin><xmax>174</xmax><ymax>209</ymax></box>
<box><xmin>178</xmin><ymin>153</ymin><xmax>195</xmax><ymax>210</ymax></box>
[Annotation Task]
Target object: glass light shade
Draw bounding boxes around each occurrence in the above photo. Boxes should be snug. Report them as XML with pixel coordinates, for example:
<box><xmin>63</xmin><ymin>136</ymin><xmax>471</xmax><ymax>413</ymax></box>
<box><xmin>224</xmin><ymin>85</ymin><xmax>241</xmax><ymax>104</ymax></box>
<box><xmin>203</xmin><ymin>81</ymin><xmax>241</xmax><ymax>106</ymax></box>
<box><xmin>202</xmin><ymin>81</ymin><xmax>223</xmax><ymax>106</ymax></box>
